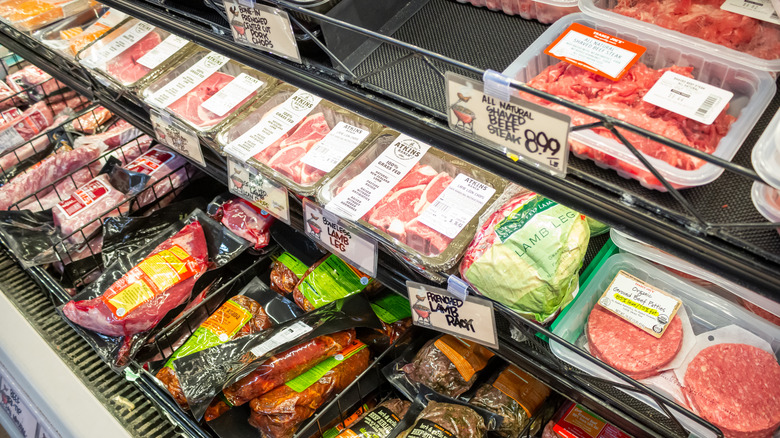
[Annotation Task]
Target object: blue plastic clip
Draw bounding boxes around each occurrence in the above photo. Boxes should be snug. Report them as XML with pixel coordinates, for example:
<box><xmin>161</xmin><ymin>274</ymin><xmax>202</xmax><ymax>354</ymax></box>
<box><xmin>483</xmin><ymin>69</ymin><xmax>512</xmax><ymax>102</ymax></box>
<box><xmin>237</xmin><ymin>0</ymin><xmax>256</xmax><ymax>7</ymax></box>
<box><xmin>447</xmin><ymin>275</ymin><xmax>470</xmax><ymax>301</ymax></box>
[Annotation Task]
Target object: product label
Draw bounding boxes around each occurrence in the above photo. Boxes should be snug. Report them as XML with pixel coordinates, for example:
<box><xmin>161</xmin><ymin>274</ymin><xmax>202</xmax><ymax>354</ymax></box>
<box><xmin>553</xmin><ymin>404</ymin><xmax>631</xmax><ymax>438</ymax></box>
<box><xmin>102</xmin><ymin>244</ymin><xmax>198</xmax><ymax>319</ymax></box>
<box><xmin>494</xmin><ymin>195</ymin><xmax>558</xmax><ymax>242</ymax></box>
<box><xmin>642</xmin><ymin>71</ymin><xmax>734</xmax><ymax>126</ymax></box>
<box><xmin>150</xmin><ymin>109</ymin><xmax>206</xmax><ymax>167</ymax></box>
<box><xmin>95</xmin><ymin>9</ymin><xmax>128</xmax><ymax>27</ymax></box>
<box><xmin>297</xmin><ymin>254</ymin><xmax>371</xmax><ymax>309</ymax></box>
<box><xmin>336</xmin><ymin>406</ymin><xmax>401</xmax><ymax>438</ymax></box>
<box><xmin>146</xmin><ymin>51</ymin><xmax>230</xmax><ymax>109</ymax></box>
<box><xmin>492</xmin><ymin>365</ymin><xmax>549</xmax><ymax>417</ymax></box>
<box><xmin>125</xmin><ymin>147</ymin><xmax>175</xmax><ymax>176</ymax></box>
<box><xmin>370</xmin><ymin>293</ymin><xmax>412</xmax><ymax>324</ymax></box>
<box><xmin>434</xmin><ymin>334</ymin><xmax>494</xmax><ymax>382</ymax></box>
<box><xmin>285</xmin><ymin>341</ymin><xmax>367</xmax><ymax>392</ymax></box>
<box><xmin>227</xmin><ymin>158</ymin><xmax>290</xmax><ymax>224</ymax></box>
<box><xmin>0</xmin><ymin>126</ymin><xmax>25</xmax><ymax>153</ymax></box>
<box><xmin>137</xmin><ymin>34</ymin><xmax>189</xmax><ymax>70</ymax></box>
<box><xmin>299</xmin><ymin>122</ymin><xmax>371</xmax><ymax>173</ymax></box>
<box><xmin>277</xmin><ymin>252</ymin><xmax>308</xmax><ymax>277</ymax></box>
<box><xmin>598</xmin><ymin>270</ymin><xmax>682</xmax><ymax>338</ymax></box>
<box><xmin>721</xmin><ymin>0</ymin><xmax>780</xmax><ymax>24</ymax></box>
<box><xmin>249</xmin><ymin>320</ymin><xmax>313</xmax><ymax>357</ymax></box>
<box><xmin>544</xmin><ymin>23</ymin><xmax>646</xmax><ymax>81</ymax></box>
<box><xmin>1</xmin><ymin>108</ymin><xmax>21</xmax><ymax>122</ymax></box>
<box><xmin>58</xmin><ymin>177</ymin><xmax>111</xmax><ymax>218</ymax></box>
<box><xmin>223</xmin><ymin>89</ymin><xmax>322</xmax><ymax>162</ymax></box>
<box><xmin>223</xmin><ymin>0</ymin><xmax>302</xmax><ymax>63</ymax></box>
<box><xmin>201</xmin><ymin>73</ymin><xmax>264</xmax><ymax>117</ymax></box>
<box><xmin>406</xmin><ymin>419</ymin><xmax>454</xmax><ymax>438</ymax></box>
<box><xmin>325</xmin><ymin>134</ymin><xmax>431</xmax><ymax>221</ymax></box>
<box><xmin>81</xmin><ymin>21</ymin><xmax>155</xmax><ymax>69</ymax></box>
<box><xmin>0</xmin><ymin>374</ymin><xmax>38</xmax><ymax>438</ymax></box>
<box><xmin>417</xmin><ymin>173</ymin><xmax>495</xmax><ymax>239</ymax></box>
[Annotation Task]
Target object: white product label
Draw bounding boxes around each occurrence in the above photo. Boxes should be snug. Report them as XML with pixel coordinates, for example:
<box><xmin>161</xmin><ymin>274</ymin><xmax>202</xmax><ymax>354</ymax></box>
<box><xmin>201</xmin><ymin>73</ymin><xmax>264</xmax><ymax>117</ymax></box>
<box><xmin>0</xmin><ymin>127</ymin><xmax>25</xmax><ymax>153</ymax></box>
<box><xmin>227</xmin><ymin>158</ymin><xmax>290</xmax><ymax>224</ymax></box>
<box><xmin>249</xmin><ymin>321</ymin><xmax>312</xmax><ymax>357</ymax></box>
<box><xmin>97</xmin><ymin>9</ymin><xmax>128</xmax><ymax>27</ymax></box>
<box><xmin>146</xmin><ymin>52</ymin><xmax>229</xmax><ymax>109</ymax></box>
<box><xmin>223</xmin><ymin>89</ymin><xmax>323</xmax><ymax>162</ymax></box>
<box><xmin>417</xmin><ymin>173</ymin><xmax>495</xmax><ymax>239</ymax></box>
<box><xmin>547</xmin><ymin>30</ymin><xmax>637</xmax><ymax>79</ymax></box>
<box><xmin>300</xmin><ymin>122</ymin><xmax>370</xmax><ymax>173</ymax></box>
<box><xmin>642</xmin><ymin>71</ymin><xmax>734</xmax><ymax>125</ymax></box>
<box><xmin>598</xmin><ymin>270</ymin><xmax>682</xmax><ymax>338</ymax></box>
<box><xmin>61</xmin><ymin>0</ymin><xmax>87</xmax><ymax>18</ymax></box>
<box><xmin>721</xmin><ymin>0</ymin><xmax>780</xmax><ymax>24</ymax></box>
<box><xmin>81</xmin><ymin>21</ymin><xmax>155</xmax><ymax>69</ymax></box>
<box><xmin>408</xmin><ymin>282</ymin><xmax>498</xmax><ymax>349</ymax></box>
<box><xmin>137</xmin><ymin>34</ymin><xmax>189</xmax><ymax>69</ymax></box>
<box><xmin>150</xmin><ymin>110</ymin><xmax>206</xmax><ymax>167</ymax></box>
<box><xmin>0</xmin><ymin>377</ymin><xmax>38</xmax><ymax>438</ymax></box>
<box><xmin>325</xmin><ymin>134</ymin><xmax>431</xmax><ymax>221</ymax></box>
<box><xmin>302</xmin><ymin>198</ymin><xmax>378</xmax><ymax>276</ymax></box>
<box><xmin>223</xmin><ymin>0</ymin><xmax>302</xmax><ymax>64</ymax></box>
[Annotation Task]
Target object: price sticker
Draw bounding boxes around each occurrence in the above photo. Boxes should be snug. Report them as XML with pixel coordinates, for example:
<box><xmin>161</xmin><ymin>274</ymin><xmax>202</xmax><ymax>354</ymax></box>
<box><xmin>721</xmin><ymin>0</ymin><xmax>780</xmax><ymax>24</ymax></box>
<box><xmin>407</xmin><ymin>281</ymin><xmax>498</xmax><ymax>349</ymax></box>
<box><xmin>0</xmin><ymin>370</ymin><xmax>39</xmax><ymax>438</ymax></box>
<box><xmin>446</xmin><ymin>72</ymin><xmax>571</xmax><ymax>176</ymax></box>
<box><xmin>302</xmin><ymin>198</ymin><xmax>378</xmax><ymax>277</ymax></box>
<box><xmin>150</xmin><ymin>109</ymin><xmax>206</xmax><ymax>167</ymax></box>
<box><xmin>223</xmin><ymin>0</ymin><xmax>302</xmax><ymax>64</ymax></box>
<box><xmin>642</xmin><ymin>71</ymin><xmax>733</xmax><ymax>125</ymax></box>
<box><xmin>227</xmin><ymin>158</ymin><xmax>290</xmax><ymax>224</ymax></box>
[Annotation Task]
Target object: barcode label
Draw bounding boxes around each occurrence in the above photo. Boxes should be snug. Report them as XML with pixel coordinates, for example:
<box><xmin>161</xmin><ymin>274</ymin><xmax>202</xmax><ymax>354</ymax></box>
<box><xmin>695</xmin><ymin>95</ymin><xmax>720</xmax><ymax>117</ymax></box>
<box><xmin>417</xmin><ymin>173</ymin><xmax>495</xmax><ymax>239</ymax></box>
<box><xmin>642</xmin><ymin>71</ymin><xmax>733</xmax><ymax>125</ymax></box>
<box><xmin>721</xmin><ymin>0</ymin><xmax>780</xmax><ymax>25</ymax></box>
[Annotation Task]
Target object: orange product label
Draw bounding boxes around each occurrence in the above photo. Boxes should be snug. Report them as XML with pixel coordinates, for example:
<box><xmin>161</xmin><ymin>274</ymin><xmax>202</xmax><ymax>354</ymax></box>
<box><xmin>200</xmin><ymin>299</ymin><xmax>253</xmax><ymax>341</ymax></box>
<box><xmin>543</xmin><ymin>23</ymin><xmax>646</xmax><ymax>82</ymax></box>
<box><xmin>59</xmin><ymin>26</ymin><xmax>82</xmax><ymax>39</ymax></box>
<box><xmin>492</xmin><ymin>365</ymin><xmax>550</xmax><ymax>417</ymax></box>
<box><xmin>434</xmin><ymin>334</ymin><xmax>494</xmax><ymax>382</ymax></box>
<box><xmin>101</xmin><ymin>244</ymin><xmax>197</xmax><ymax>319</ymax></box>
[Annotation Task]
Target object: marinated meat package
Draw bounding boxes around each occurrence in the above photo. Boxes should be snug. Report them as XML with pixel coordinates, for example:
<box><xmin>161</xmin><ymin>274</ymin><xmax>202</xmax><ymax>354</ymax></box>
<box><xmin>141</xmin><ymin>48</ymin><xmax>276</xmax><ymax>136</ymax></box>
<box><xmin>0</xmin><ymin>0</ymin><xmax>97</xmax><ymax>32</ymax></box>
<box><xmin>69</xmin><ymin>106</ymin><xmax>113</xmax><ymax>134</ymax></box>
<box><xmin>360</xmin><ymin>292</ymin><xmax>412</xmax><ymax>352</ymax></box>
<box><xmin>398</xmin><ymin>400</ymin><xmax>487</xmax><ymax>438</ymax></box>
<box><xmin>78</xmin><ymin>18</ymin><xmax>194</xmax><ymax>92</ymax></box>
<box><xmin>503</xmin><ymin>14</ymin><xmax>774</xmax><ymax>191</ymax></box>
<box><xmin>541</xmin><ymin>402</ymin><xmax>630</xmax><ymax>438</ymax></box>
<box><xmin>218</xmin><ymin>83</ymin><xmax>381</xmax><ymax>196</ymax></box>
<box><xmin>207</xmin><ymin>195</ymin><xmax>274</xmax><ymax>250</ymax></box>
<box><xmin>334</xmin><ymin>398</ymin><xmax>411</xmax><ymax>438</ymax></box>
<box><xmin>455</xmin><ymin>0</ymin><xmax>578</xmax><ymax>23</ymax></box>
<box><xmin>550</xmin><ymin>253</ymin><xmax>780</xmax><ymax>438</ymax></box>
<box><xmin>268</xmin><ymin>252</ymin><xmax>308</xmax><ymax>296</ymax></box>
<box><xmin>318</xmin><ymin>129</ymin><xmax>507</xmax><ymax>272</ymax></box>
<box><xmin>292</xmin><ymin>254</ymin><xmax>372</xmax><ymax>312</ymax></box>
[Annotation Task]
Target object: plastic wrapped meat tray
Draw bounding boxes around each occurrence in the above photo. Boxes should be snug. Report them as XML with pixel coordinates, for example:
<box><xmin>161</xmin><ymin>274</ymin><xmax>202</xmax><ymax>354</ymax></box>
<box><xmin>454</xmin><ymin>0</ymin><xmax>578</xmax><ymax>23</ymax></box>
<box><xmin>502</xmin><ymin>14</ymin><xmax>774</xmax><ymax>191</ymax></box>
<box><xmin>33</xmin><ymin>4</ymin><xmax>106</xmax><ymax>57</ymax></box>
<box><xmin>0</xmin><ymin>0</ymin><xmax>96</xmax><ymax>32</ymax></box>
<box><xmin>215</xmin><ymin>83</ymin><xmax>382</xmax><ymax>196</ymax></box>
<box><xmin>317</xmin><ymin>128</ymin><xmax>507</xmax><ymax>272</ymax></box>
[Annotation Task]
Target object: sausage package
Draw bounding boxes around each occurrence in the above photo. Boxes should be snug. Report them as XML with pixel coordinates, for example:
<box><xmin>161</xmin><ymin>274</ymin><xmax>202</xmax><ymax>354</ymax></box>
<box><xmin>292</xmin><ymin>253</ymin><xmax>373</xmax><ymax>312</ymax></box>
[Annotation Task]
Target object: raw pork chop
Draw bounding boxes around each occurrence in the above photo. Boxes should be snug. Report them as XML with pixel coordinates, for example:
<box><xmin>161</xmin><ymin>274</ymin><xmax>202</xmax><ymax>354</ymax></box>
<box><xmin>105</xmin><ymin>31</ymin><xmax>163</xmax><ymax>84</ymax></box>
<box><xmin>167</xmin><ymin>72</ymin><xmax>255</xmax><ymax>129</ymax></box>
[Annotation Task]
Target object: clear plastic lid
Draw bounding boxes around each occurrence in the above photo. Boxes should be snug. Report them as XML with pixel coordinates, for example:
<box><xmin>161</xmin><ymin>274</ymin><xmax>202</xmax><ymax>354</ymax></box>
<box><xmin>0</xmin><ymin>0</ymin><xmax>96</xmax><ymax>32</ymax></box>
<box><xmin>752</xmin><ymin>108</ymin><xmax>780</xmax><ymax>190</ymax></box>
<box><xmin>502</xmin><ymin>14</ymin><xmax>775</xmax><ymax>191</ymax></box>
<box><xmin>454</xmin><ymin>0</ymin><xmax>579</xmax><ymax>23</ymax></box>
<box><xmin>752</xmin><ymin>181</ymin><xmax>780</xmax><ymax>225</ymax></box>
<box><xmin>579</xmin><ymin>0</ymin><xmax>780</xmax><ymax>73</ymax></box>
<box><xmin>34</xmin><ymin>4</ymin><xmax>105</xmax><ymax>55</ymax></box>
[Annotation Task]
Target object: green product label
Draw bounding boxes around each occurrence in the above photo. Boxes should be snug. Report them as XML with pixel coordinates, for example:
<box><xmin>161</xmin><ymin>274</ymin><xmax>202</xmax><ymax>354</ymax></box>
<box><xmin>494</xmin><ymin>195</ymin><xmax>557</xmax><ymax>243</ymax></box>
<box><xmin>298</xmin><ymin>254</ymin><xmax>370</xmax><ymax>309</ymax></box>
<box><xmin>370</xmin><ymin>294</ymin><xmax>412</xmax><ymax>324</ymax></box>
<box><xmin>278</xmin><ymin>252</ymin><xmax>308</xmax><ymax>277</ymax></box>
<box><xmin>285</xmin><ymin>342</ymin><xmax>366</xmax><ymax>393</ymax></box>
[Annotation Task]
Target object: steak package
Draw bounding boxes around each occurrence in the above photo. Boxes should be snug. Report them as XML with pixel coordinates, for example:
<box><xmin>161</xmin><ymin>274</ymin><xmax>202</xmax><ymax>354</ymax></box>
<box><xmin>141</xmin><ymin>48</ymin><xmax>277</xmax><ymax>137</ymax></box>
<box><xmin>550</xmin><ymin>253</ymin><xmax>780</xmax><ymax>438</ymax></box>
<box><xmin>503</xmin><ymin>14</ymin><xmax>774</xmax><ymax>191</ymax></box>
<box><xmin>78</xmin><ymin>18</ymin><xmax>194</xmax><ymax>93</ymax></box>
<box><xmin>0</xmin><ymin>0</ymin><xmax>97</xmax><ymax>32</ymax></box>
<box><xmin>292</xmin><ymin>253</ymin><xmax>372</xmax><ymax>312</ymax></box>
<box><xmin>217</xmin><ymin>83</ymin><xmax>381</xmax><ymax>196</ymax></box>
<box><xmin>207</xmin><ymin>195</ymin><xmax>274</xmax><ymax>250</ymax></box>
<box><xmin>318</xmin><ymin>128</ymin><xmax>507</xmax><ymax>272</ymax></box>
<box><xmin>454</xmin><ymin>0</ymin><xmax>578</xmax><ymax>23</ymax></box>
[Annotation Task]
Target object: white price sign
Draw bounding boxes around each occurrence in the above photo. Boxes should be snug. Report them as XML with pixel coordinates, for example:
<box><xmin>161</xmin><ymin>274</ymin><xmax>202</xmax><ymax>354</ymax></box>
<box><xmin>227</xmin><ymin>158</ymin><xmax>290</xmax><ymax>224</ymax></box>
<box><xmin>445</xmin><ymin>72</ymin><xmax>571</xmax><ymax>177</ymax></box>
<box><xmin>150</xmin><ymin>109</ymin><xmax>206</xmax><ymax>167</ymax></box>
<box><xmin>223</xmin><ymin>0</ymin><xmax>302</xmax><ymax>64</ymax></box>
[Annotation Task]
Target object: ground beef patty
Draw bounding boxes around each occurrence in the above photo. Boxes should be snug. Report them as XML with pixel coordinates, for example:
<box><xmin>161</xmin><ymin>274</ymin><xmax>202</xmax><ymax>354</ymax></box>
<box><xmin>684</xmin><ymin>343</ymin><xmax>780</xmax><ymax>438</ymax></box>
<box><xmin>586</xmin><ymin>305</ymin><xmax>683</xmax><ymax>379</ymax></box>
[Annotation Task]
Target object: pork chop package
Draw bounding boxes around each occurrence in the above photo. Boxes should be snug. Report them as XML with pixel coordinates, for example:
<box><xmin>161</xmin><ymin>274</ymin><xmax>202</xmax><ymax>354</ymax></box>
<box><xmin>141</xmin><ymin>47</ymin><xmax>277</xmax><ymax>138</ymax></box>
<box><xmin>78</xmin><ymin>18</ymin><xmax>195</xmax><ymax>94</ymax></box>
<box><xmin>503</xmin><ymin>14</ymin><xmax>775</xmax><ymax>191</ymax></box>
<box><xmin>318</xmin><ymin>128</ymin><xmax>508</xmax><ymax>272</ymax></box>
<box><xmin>454</xmin><ymin>0</ymin><xmax>578</xmax><ymax>23</ymax></box>
<box><xmin>207</xmin><ymin>194</ymin><xmax>274</xmax><ymax>250</ymax></box>
<box><xmin>58</xmin><ymin>209</ymin><xmax>250</xmax><ymax>369</ymax></box>
<box><xmin>0</xmin><ymin>0</ymin><xmax>97</xmax><ymax>32</ymax></box>
<box><xmin>550</xmin><ymin>253</ymin><xmax>780</xmax><ymax>438</ymax></box>
<box><xmin>217</xmin><ymin>83</ymin><xmax>382</xmax><ymax>196</ymax></box>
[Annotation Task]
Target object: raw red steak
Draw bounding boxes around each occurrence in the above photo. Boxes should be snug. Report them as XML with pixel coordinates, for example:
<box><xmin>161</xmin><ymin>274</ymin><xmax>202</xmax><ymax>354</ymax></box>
<box><xmin>216</xmin><ymin>197</ymin><xmax>274</xmax><ymax>249</ymax></box>
<box><xmin>167</xmin><ymin>72</ymin><xmax>255</xmax><ymax>129</ymax></box>
<box><xmin>105</xmin><ymin>30</ymin><xmax>163</xmax><ymax>84</ymax></box>
<box><xmin>587</xmin><ymin>305</ymin><xmax>683</xmax><ymax>379</ymax></box>
<box><xmin>257</xmin><ymin>112</ymin><xmax>331</xmax><ymax>185</ymax></box>
<box><xmin>62</xmin><ymin>221</ymin><xmax>209</xmax><ymax>338</ymax></box>
<box><xmin>684</xmin><ymin>343</ymin><xmax>780</xmax><ymax>438</ymax></box>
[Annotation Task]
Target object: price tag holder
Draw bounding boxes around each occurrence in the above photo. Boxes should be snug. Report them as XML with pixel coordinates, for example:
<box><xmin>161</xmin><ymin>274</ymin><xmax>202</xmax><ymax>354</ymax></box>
<box><xmin>407</xmin><ymin>281</ymin><xmax>498</xmax><ymax>349</ymax></box>
<box><xmin>223</xmin><ymin>0</ymin><xmax>302</xmax><ymax>64</ymax></box>
<box><xmin>227</xmin><ymin>158</ymin><xmax>290</xmax><ymax>224</ymax></box>
<box><xmin>446</xmin><ymin>72</ymin><xmax>571</xmax><ymax>176</ymax></box>
<box><xmin>0</xmin><ymin>372</ymin><xmax>39</xmax><ymax>438</ymax></box>
<box><xmin>150</xmin><ymin>109</ymin><xmax>206</xmax><ymax>167</ymax></box>
<box><xmin>302</xmin><ymin>198</ymin><xmax>378</xmax><ymax>277</ymax></box>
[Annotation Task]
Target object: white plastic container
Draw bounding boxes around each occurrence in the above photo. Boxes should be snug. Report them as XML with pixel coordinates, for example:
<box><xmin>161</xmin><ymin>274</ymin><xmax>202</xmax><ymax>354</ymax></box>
<box><xmin>502</xmin><ymin>14</ymin><xmax>775</xmax><ymax>191</ymax></box>
<box><xmin>752</xmin><ymin>108</ymin><xmax>780</xmax><ymax>190</ymax></box>
<box><xmin>752</xmin><ymin>181</ymin><xmax>780</xmax><ymax>234</ymax></box>
<box><xmin>455</xmin><ymin>0</ymin><xmax>579</xmax><ymax>23</ymax></box>
<box><xmin>579</xmin><ymin>0</ymin><xmax>780</xmax><ymax>73</ymax></box>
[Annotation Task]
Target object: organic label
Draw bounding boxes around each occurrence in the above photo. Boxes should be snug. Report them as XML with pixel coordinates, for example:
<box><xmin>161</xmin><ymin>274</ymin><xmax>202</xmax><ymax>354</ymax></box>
<box><xmin>406</xmin><ymin>419</ymin><xmax>454</xmax><ymax>438</ymax></box>
<box><xmin>125</xmin><ymin>147</ymin><xmax>175</xmax><ymax>176</ymax></box>
<box><xmin>227</xmin><ymin>158</ymin><xmax>290</xmax><ymax>224</ymax></box>
<box><xmin>300</xmin><ymin>122</ymin><xmax>371</xmax><ymax>173</ymax></box>
<box><xmin>81</xmin><ymin>21</ymin><xmax>155</xmax><ymax>69</ymax></box>
<box><xmin>336</xmin><ymin>406</ymin><xmax>401</xmax><ymax>438</ymax></box>
<box><xmin>137</xmin><ymin>34</ymin><xmax>189</xmax><ymax>70</ymax></box>
<box><xmin>297</xmin><ymin>254</ymin><xmax>371</xmax><ymax>309</ymax></box>
<box><xmin>642</xmin><ymin>71</ymin><xmax>734</xmax><ymax>125</ymax></box>
<box><xmin>721</xmin><ymin>0</ymin><xmax>780</xmax><ymax>24</ymax></box>
<box><xmin>58</xmin><ymin>178</ymin><xmax>111</xmax><ymax>218</ymax></box>
<box><xmin>249</xmin><ymin>320</ymin><xmax>312</xmax><ymax>357</ymax></box>
<box><xmin>492</xmin><ymin>365</ymin><xmax>550</xmax><ymax>417</ymax></box>
<box><xmin>146</xmin><ymin>52</ymin><xmax>229</xmax><ymax>109</ymax></box>
<box><xmin>434</xmin><ymin>334</ymin><xmax>494</xmax><ymax>382</ymax></box>
<box><xmin>201</xmin><ymin>73</ymin><xmax>264</xmax><ymax>117</ymax></box>
<box><xmin>544</xmin><ymin>23</ymin><xmax>646</xmax><ymax>81</ymax></box>
<box><xmin>370</xmin><ymin>293</ymin><xmax>412</xmax><ymax>324</ymax></box>
<box><xmin>417</xmin><ymin>173</ymin><xmax>495</xmax><ymax>239</ymax></box>
<box><xmin>285</xmin><ymin>342</ymin><xmax>366</xmax><ymax>392</ymax></box>
<box><xmin>598</xmin><ymin>270</ymin><xmax>682</xmax><ymax>338</ymax></box>
<box><xmin>223</xmin><ymin>0</ymin><xmax>302</xmax><ymax>63</ymax></box>
<box><xmin>150</xmin><ymin>110</ymin><xmax>205</xmax><ymax>167</ymax></box>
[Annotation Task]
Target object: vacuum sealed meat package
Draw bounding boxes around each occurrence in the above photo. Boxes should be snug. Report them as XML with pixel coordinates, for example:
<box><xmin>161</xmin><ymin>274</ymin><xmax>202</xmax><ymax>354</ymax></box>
<box><xmin>0</xmin><ymin>0</ymin><xmax>97</xmax><ymax>32</ymax></box>
<box><xmin>292</xmin><ymin>254</ymin><xmax>372</xmax><ymax>312</ymax></box>
<box><xmin>398</xmin><ymin>400</ymin><xmax>487</xmax><ymax>438</ymax></box>
<box><xmin>333</xmin><ymin>398</ymin><xmax>411</xmax><ymax>438</ymax></box>
<box><xmin>207</xmin><ymin>195</ymin><xmax>274</xmax><ymax>250</ymax></box>
<box><xmin>268</xmin><ymin>252</ymin><xmax>308</xmax><ymax>296</ymax></box>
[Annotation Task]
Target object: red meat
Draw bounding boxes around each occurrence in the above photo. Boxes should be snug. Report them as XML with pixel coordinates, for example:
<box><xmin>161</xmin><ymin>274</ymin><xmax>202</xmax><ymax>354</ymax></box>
<box><xmin>216</xmin><ymin>198</ymin><xmax>274</xmax><ymax>249</ymax></box>
<box><xmin>167</xmin><ymin>72</ymin><xmax>255</xmax><ymax>129</ymax></box>
<box><xmin>71</xmin><ymin>106</ymin><xmax>113</xmax><ymax>134</ymax></box>
<box><xmin>125</xmin><ymin>145</ymin><xmax>190</xmax><ymax>207</ymax></box>
<box><xmin>0</xmin><ymin>101</ymin><xmax>54</xmax><ymax>151</ymax></box>
<box><xmin>62</xmin><ymin>221</ymin><xmax>209</xmax><ymax>338</ymax></box>
<box><xmin>73</xmin><ymin>119</ymin><xmax>143</xmax><ymax>149</ymax></box>
<box><xmin>53</xmin><ymin>173</ymin><xmax>130</xmax><ymax>240</ymax></box>
<box><xmin>105</xmin><ymin>30</ymin><xmax>163</xmax><ymax>84</ymax></box>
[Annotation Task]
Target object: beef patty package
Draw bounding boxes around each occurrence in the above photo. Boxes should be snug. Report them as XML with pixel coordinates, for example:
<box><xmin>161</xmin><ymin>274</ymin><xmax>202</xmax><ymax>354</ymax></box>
<box><xmin>78</xmin><ymin>18</ymin><xmax>195</xmax><ymax>95</ymax></box>
<box><xmin>318</xmin><ymin>128</ymin><xmax>507</xmax><ymax>273</ymax></box>
<box><xmin>217</xmin><ymin>83</ymin><xmax>381</xmax><ymax>196</ymax></box>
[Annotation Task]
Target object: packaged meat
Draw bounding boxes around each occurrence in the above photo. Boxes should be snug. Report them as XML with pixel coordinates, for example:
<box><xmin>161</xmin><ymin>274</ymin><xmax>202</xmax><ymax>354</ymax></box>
<box><xmin>156</xmin><ymin>294</ymin><xmax>273</xmax><ymax>409</ymax></box>
<box><xmin>752</xmin><ymin>107</ymin><xmax>780</xmax><ymax>190</ymax></box>
<box><xmin>33</xmin><ymin>4</ymin><xmax>106</xmax><ymax>55</ymax></box>
<box><xmin>217</xmin><ymin>83</ymin><xmax>381</xmax><ymax>196</ymax></box>
<box><xmin>0</xmin><ymin>101</ymin><xmax>55</xmax><ymax>155</ymax></box>
<box><xmin>208</xmin><ymin>196</ymin><xmax>274</xmax><ymax>250</ymax></box>
<box><xmin>318</xmin><ymin>129</ymin><xmax>507</xmax><ymax>272</ymax></box>
<box><xmin>78</xmin><ymin>18</ymin><xmax>194</xmax><ymax>93</ymax></box>
<box><xmin>334</xmin><ymin>398</ymin><xmax>410</xmax><ymax>438</ymax></box>
<box><xmin>469</xmin><ymin>365</ymin><xmax>550</xmax><ymax>438</ymax></box>
<box><xmin>127</xmin><ymin>145</ymin><xmax>193</xmax><ymax>208</ymax></box>
<box><xmin>72</xmin><ymin>118</ymin><xmax>143</xmax><ymax>150</ymax></box>
<box><xmin>454</xmin><ymin>0</ymin><xmax>578</xmax><ymax>23</ymax></box>
<box><xmin>398</xmin><ymin>401</ymin><xmax>487</xmax><ymax>438</ymax></box>
<box><xmin>402</xmin><ymin>334</ymin><xmax>494</xmax><ymax>398</ymax></box>
<box><xmin>292</xmin><ymin>254</ymin><xmax>372</xmax><ymax>312</ymax></box>
<box><xmin>0</xmin><ymin>119</ymin><xmax>66</xmax><ymax>179</ymax></box>
<box><xmin>70</xmin><ymin>106</ymin><xmax>113</xmax><ymax>134</ymax></box>
<box><xmin>141</xmin><ymin>47</ymin><xmax>276</xmax><ymax>137</ymax></box>
<box><xmin>248</xmin><ymin>341</ymin><xmax>371</xmax><ymax>438</ymax></box>
<box><xmin>269</xmin><ymin>252</ymin><xmax>309</xmax><ymax>296</ymax></box>
<box><xmin>65</xmin><ymin>8</ymin><xmax>127</xmax><ymax>56</ymax></box>
<box><xmin>319</xmin><ymin>400</ymin><xmax>377</xmax><ymax>438</ymax></box>
<box><xmin>580</xmin><ymin>0</ymin><xmax>780</xmax><ymax>72</ymax></box>
<box><xmin>502</xmin><ymin>14</ymin><xmax>775</xmax><ymax>191</ymax></box>
<box><xmin>0</xmin><ymin>0</ymin><xmax>97</xmax><ymax>32</ymax></box>
<box><xmin>460</xmin><ymin>190</ymin><xmax>589</xmax><ymax>323</ymax></box>
<box><xmin>550</xmin><ymin>253</ymin><xmax>780</xmax><ymax>438</ymax></box>
<box><xmin>541</xmin><ymin>402</ymin><xmax>630</xmax><ymax>438</ymax></box>
<box><xmin>752</xmin><ymin>182</ymin><xmax>780</xmax><ymax>236</ymax></box>
<box><xmin>5</xmin><ymin>65</ymin><xmax>66</xmax><ymax>102</ymax></box>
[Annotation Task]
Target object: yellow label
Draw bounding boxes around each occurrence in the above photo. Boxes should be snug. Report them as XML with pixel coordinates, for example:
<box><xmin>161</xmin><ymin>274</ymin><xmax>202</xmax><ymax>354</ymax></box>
<box><xmin>107</xmin><ymin>282</ymin><xmax>156</xmax><ymax>318</ymax></box>
<box><xmin>613</xmin><ymin>293</ymin><xmax>659</xmax><ymax>317</ymax></box>
<box><xmin>434</xmin><ymin>335</ymin><xmax>493</xmax><ymax>382</ymax></box>
<box><xmin>201</xmin><ymin>300</ymin><xmax>253</xmax><ymax>341</ymax></box>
